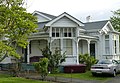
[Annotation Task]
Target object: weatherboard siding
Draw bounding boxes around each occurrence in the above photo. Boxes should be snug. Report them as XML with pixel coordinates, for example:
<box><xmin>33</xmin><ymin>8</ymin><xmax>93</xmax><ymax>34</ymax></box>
<box><xmin>52</xmin><ymin>16</ymin><xmax>77</xmax><ymax>27</ymax></box>
<box><xmin>30</xmin><ymin>40</ymin><xmax>47</xmax><ymax>57</ymax></box>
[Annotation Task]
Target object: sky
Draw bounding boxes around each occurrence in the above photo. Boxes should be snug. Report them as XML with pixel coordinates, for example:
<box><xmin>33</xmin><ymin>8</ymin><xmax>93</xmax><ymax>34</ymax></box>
<box><xmin>26</xmin><ymin>0</ymin><xmax>120</xmax><ymax>22</ymax></box>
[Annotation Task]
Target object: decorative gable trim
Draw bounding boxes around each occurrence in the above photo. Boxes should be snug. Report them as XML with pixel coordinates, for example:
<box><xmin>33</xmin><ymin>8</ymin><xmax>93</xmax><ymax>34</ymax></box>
<box><xmin>45</xmin><ymin>12</ymin><xmax>84</xmax><ymax>27</ymax></box>
<box><xmin>106</xmin><ymin>21</ymin><xmax>115</xmax><ymax>31</ymax></box>
<box><xmin>99</xmin><ymin>21</ymin><xmax>115</xmax><ymax>34</ymax></box>
<box><xmin>33</xmin><ymin>11</ymin><xmax>52</xmax><ymax>20</ymax></box>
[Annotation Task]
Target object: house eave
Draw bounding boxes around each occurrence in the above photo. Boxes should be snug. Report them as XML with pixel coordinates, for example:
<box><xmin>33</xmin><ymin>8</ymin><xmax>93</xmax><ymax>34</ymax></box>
<box><xmin>110</xmin><ymin>31</ymin><xmax>120</xmax><ymax>34</ymax></box>
<box><xmin>32</xmin><ymin>11</ymin><xmax>52</xmax><ymax>20</ymax></box>
<box><xmin>78</xmin><ymin>35</ymin><xmax>98</xmax><ymax>40</ymax></box>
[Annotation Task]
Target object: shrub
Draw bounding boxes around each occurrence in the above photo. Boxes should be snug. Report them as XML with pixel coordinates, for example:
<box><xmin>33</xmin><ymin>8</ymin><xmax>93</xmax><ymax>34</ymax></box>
<box><xmin>79</xmin><ymin>53</ymin><xmax>97</xmax><ymax>70</ymax></box>
<box><xmin>33</xmin><ymin>58</ymin><xmax>49</xmax><ymax>81</ymax></box>
<box><xmin>41</xmin><ymin>46</ymin><xmax>66</xmax><ymax>74</ymax></box>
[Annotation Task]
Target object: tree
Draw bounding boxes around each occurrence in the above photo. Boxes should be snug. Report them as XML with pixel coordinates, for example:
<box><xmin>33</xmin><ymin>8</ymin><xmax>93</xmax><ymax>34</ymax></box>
<box><xmin>33</xmin><ymin>58</ymin><xmax>49</xmax><ymax>81</ymax></box>
<box><xmin>110</xmin><ymin>9</ymin><xmax>120</xmax><ymax>32</ymax></box>
<box><xmin>41</xmin><ymin>46</ymin><xmax>66</xmax><ymax>73</ymax></box>
<box><xmin>41</xmin><ymin>46</ymin><xmax>52</xmax><ymax>58</ymax></box>
<box><xmin>79</xmin><ymin>53</ymin><xmax>97</xmax><ymax>70</ymax></box>
<box><xmin>49</xmin><ymin>48</ymin><xmax>66</xmax><ymax>73</ymax></box>
<box><xmin>0</xmin><ymin>0</ymin><xmax>37</xmax><ymax>61</ymax></box>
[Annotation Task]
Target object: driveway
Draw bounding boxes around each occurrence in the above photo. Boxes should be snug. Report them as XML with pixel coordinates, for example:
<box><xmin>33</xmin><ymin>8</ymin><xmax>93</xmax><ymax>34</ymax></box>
<box><xmin>25</xmin><ymin>74</ymin><xmax>120</xmax><ymax>83</ymax></box>
<box><xmin>104</xmin><ymin>75</ymin><xmax>120</xmax><ymax>83</ymax></box>
<box><xmin>52</xmin><ymin>75</ymin><xmax>120</xmax><ymax>83</ymax></box>
<box><xmin>51</xmin><ymin>75</ymin><xmax>120</xmax><ymax>83</ymax></box>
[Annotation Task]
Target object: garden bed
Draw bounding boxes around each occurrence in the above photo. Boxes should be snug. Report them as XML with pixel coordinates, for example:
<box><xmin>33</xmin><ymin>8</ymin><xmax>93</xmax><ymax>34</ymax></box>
<box><xmin>64</xmin><ymin>64</ymin><xmax>86</xmax><ymax>73</ymax></box>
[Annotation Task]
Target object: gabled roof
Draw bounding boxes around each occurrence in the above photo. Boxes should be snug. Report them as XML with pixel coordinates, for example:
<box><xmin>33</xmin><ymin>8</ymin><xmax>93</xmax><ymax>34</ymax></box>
<box><xmin>37</xmin><ymin>21</ymin><xmax>50</xmax><ymax>29</ymax></box>
<box><xmin>46</xmin><ymin>12</ymin><xmax>84</xmax><ymax>27</ymax></box>
<box><xmin>33</xmin><ymin>11</ymin><xmax>56</xmax><ymax>20</ymax></box>
<box><xmin>38</xmin><ymin>11</ymin><xmax>56</xmax><ymax>19</ymax></box>
<box><xmin>83</xmin><ymin>20</ymin><xmax>108</xmax><ymax>30</ymax></box>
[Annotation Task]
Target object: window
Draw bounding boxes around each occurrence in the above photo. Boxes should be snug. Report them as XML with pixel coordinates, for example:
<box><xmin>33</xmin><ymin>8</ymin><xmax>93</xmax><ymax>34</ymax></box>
<box><xmin>114</xmin><ymin>40</ymin><xmax>117</xmax><ymax>54</ymax></box>
<box><xmin>52</xmin><ymin>28</ymin><xmax>60</xmax><ymax>37</ymax></box>
<box><xmin>113</xmin><ymin>35</ymin><xmax>117</xmax><ymax>54</ymax></box>
<box><xmin>68</xmin><ymin>28</ymin><xmax>72</xmax><ymax>37</ymax></box>
<box><xmin>52</xmin><ymin>27</ymin><xmax>75</xmax><ymax>37</ymax></box>
<box><xmin>105</xmin><ymin>35</ymin><xmax>110</xmax><ymax>54</ymax></box>
<box><xmin>68</xmin><ymin>33</ymin><xmax>71</xmax><ymax>37</ymax></box>
<box><xmin>56</xmin><ymin>28</ymin><xmax>60</xmax><ymax>37</ymax></box>
<box><xmin>51</xmin><ymin>39</ymin><xmax>61</xmax><ymax>52</ymax></box>
<box><xmin>64</xmin><ymin>28</ymin><xmax>67</xmax><ymax>37</ymax></box>
<box><xmin>105</xmin><ymin>40</ymin><xmax>109</xmax><ymax>54</ymax></box>
<box><xmin>63</xmin><ymin>39</ymin><xmax>73</xmax><ymax>55</ymax></box>
<box><xmin>52</xmin><ymin>33</ymin><xmax>55</xmax><ymax>37</ymax></box>
<box><xmin>63</xmin><ymin>28</ymin><xmax>72</xmax><ymax>37</ymax></box>
<box><xmin>52</xmin><ymin>28</ymin><xmax>55</xmax><ymax>37</ymax></box>
<box><xmin>56</xmin><ymin>33</ymin><xmax>59</xmax><ymax>37</ymax></box>
<box><xmin>105</xmin><ymin>35</ymin><xmax>109</xmax><ymax>39</ymax></box>
<box><xmin>64</xmin><ymin>33</ymin><xmax>67</xmax><ymax>37</ymax></box>
<box><xmin>98</xmin><ymin>59</ymin><xmax>112</xmax><ymax>64</ymax></box>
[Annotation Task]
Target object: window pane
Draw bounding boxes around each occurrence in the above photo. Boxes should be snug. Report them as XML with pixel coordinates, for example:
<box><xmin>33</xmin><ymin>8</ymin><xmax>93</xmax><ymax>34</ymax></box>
<box><xmin>66</xmin><ymin>39</ymin><xmax>72</xmax><ymax>46</ymax></box>
<box><xmin>64</xmin><ymin>33</ymin><xmax>67</xmax><ymax>37</ymax></box>
<box><xmin>63</xmin><ymin>39</ymin><xmax>73</xmax><ymax>55</ymax></box>
<box><xmin>51</xmin><ymin>39</ymin><xmax>61</xmax><ymax>53</ymax></box>
<box><xmin>105</xmin><ymin>35</ymin><xmax>109</xmax><ymax>39</ymax></box>
<box><xmin>105</xmin><ymin>40</ymin><xmax>109</xmax><ymax>47</ymax></box>
<box><xmin>68</xmin><ymin>33</ymin><xmax>71</xmax><ymax>37</ymax></box>
<box><xmin>56</xmin><ymin>33</ymin><xmax>59</xmax><ymax>37</ymax></box>
<box><xmin>114</xmin><ymin>40</ymin><xmax>117</xmax><ymax>54</ymax></box>
<box><xmin>68</xmin><ymin>28</ymin><xmax>71</xmax><ymax>37</ymax></box>
<box><xmin>105</xmin><ymin>39</ymin><xmax>110</xmax><ymax>54</ymax></box>
<box><xmin>66</xmin><ymin>47</ymin><xmax>72</xmax><ymax>55</ymax></box>
<box><xmin>52</xmin><ymin>28</ymin><xmax>55</xmax><ymax>37</ymax></box>
<box><xmin>52</xmin><ymin>33</ymin><xmax>55</xmax><ymax>37</ymax></box>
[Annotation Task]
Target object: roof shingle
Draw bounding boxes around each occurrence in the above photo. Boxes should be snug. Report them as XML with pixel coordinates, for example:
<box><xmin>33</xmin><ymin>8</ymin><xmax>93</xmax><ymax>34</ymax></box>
<box><xmin>36</xmin><ymin>11</ymin><xmax>56</xmax><ymax>19</ymax></box>
<box><xmin>83</xmin><ymin>20</ymin><xmax>109</xmax><ymax>30</ymax></box>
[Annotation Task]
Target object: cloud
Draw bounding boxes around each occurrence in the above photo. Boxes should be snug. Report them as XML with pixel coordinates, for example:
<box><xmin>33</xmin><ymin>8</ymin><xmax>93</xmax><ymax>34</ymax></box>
<box><xmin>26</xmin><ymin>0</ymin><xmax>120</xmax><ymax>21</ymax></box>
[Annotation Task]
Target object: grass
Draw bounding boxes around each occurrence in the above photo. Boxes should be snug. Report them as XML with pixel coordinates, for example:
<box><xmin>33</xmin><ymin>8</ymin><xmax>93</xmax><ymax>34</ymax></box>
<box><xmin>49</xmin><ymin>71</ymin><xmax>112</xmax><ymax>81</ymax></box>
<box><xmin>0</xmin><ymin>71</ymin><xmax>114</xmax><ymax>83</ymax></box>
<box><xmin>0</xmin><ymin>74</ymin><xmax>51</xmax><ymax>83</ymax></box>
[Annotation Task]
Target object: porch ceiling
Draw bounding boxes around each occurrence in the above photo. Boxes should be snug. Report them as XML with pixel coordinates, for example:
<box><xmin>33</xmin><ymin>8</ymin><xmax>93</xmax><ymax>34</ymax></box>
<box><xmin>28</xmin><ymin>32</ymin><xmax>49</xmax><ymax>40</ymax></box>
<box><xmin>78</xmin><ymin>35</ymin><xmax>99</xmax><ymax>40</ymax></box>
<box><xmin>28</xmin><ymin>36</ymin><xmax>49</xmax><ymax>41</ymax></box>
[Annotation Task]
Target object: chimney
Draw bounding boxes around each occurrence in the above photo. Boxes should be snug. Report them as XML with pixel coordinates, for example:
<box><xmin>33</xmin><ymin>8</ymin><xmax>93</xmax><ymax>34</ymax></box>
<box><xmin>86</xmin><ymin>15</ymin><xmax>91</xmax><ymax>22</ymax></box>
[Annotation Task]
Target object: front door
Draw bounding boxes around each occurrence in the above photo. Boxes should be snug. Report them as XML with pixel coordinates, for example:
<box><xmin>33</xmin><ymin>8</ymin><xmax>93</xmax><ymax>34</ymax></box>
<box><xmin>90</xmin><ymin>43</ymin><xmax>95</xmax><ymax>57</ymax></box>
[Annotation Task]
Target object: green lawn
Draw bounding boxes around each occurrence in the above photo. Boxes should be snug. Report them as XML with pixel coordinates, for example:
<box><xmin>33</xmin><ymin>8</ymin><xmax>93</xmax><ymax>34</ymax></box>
<box><xmin>0</xmin><ymin>71</ymin><xmax>113</xmax><ymax>83</ymax></box>
<box><xmin>49</xmin><ymin>71</ymin><xmax>112</xmax><ymax>81</ymax></box>
<box><xmin>0</xmin><ymin>74</ymin><xmax>50</xmax><ymax>83</ymax></box>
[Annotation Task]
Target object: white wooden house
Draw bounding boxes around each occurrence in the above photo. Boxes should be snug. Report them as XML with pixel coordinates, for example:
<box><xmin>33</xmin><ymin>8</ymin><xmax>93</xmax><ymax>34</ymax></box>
<box><xmin>1</xmin><ymin>11</ymin><xmax>120</xmax><ymax>65</ymax></box>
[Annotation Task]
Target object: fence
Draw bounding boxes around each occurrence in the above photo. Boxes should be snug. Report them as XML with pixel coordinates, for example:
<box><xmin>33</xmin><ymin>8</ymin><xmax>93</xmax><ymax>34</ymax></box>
<box><xmin>0</xmin><ymin>63</ymin><xmax>35</xmax><ymax>72</ymax></box>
